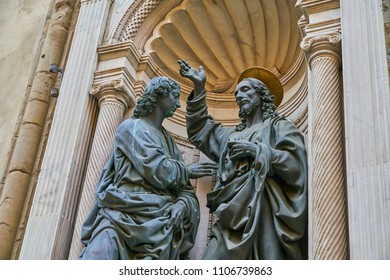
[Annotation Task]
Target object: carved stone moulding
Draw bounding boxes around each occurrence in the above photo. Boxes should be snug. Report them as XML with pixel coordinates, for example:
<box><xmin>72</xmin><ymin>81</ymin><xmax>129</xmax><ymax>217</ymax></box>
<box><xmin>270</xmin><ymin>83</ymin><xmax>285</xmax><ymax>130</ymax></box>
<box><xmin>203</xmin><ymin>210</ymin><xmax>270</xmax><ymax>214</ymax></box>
<box><xmin>301</xmin><ymin>32</ymin><xmax>342</xmax><ymax>66</ymax></box>
<box><xmin>90</xmin><ymin>79</ymin><xmax>133</xmax><ymax>108</ymax></box>
<box><xmin>141</xmin><ymin>0</ymin><xmax>304</xmax><ymax>98</ymax></box>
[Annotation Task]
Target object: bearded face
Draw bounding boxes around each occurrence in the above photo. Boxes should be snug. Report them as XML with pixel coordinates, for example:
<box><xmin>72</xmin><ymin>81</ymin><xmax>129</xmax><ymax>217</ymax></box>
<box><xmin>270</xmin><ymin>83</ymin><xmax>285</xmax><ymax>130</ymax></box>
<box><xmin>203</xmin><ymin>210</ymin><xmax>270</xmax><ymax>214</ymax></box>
<box><xmin>238</xmin><ymin>94</ymin><xmax>261</xmax><ymax>118</ymax></box>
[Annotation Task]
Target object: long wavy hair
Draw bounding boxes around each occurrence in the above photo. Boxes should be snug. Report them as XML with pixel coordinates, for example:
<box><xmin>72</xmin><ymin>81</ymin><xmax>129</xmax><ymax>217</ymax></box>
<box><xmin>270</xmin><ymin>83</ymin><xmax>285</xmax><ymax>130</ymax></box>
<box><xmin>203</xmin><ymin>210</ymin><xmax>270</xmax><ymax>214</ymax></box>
<box><xmin>132</xmin><ymin>77</ymin><xmax>180</xmax><ymax>119</ymax></box>
<box><xmin>235</xmin><ymin>78</ymin><xmax>278</xmax><ymax>132</ymax></box>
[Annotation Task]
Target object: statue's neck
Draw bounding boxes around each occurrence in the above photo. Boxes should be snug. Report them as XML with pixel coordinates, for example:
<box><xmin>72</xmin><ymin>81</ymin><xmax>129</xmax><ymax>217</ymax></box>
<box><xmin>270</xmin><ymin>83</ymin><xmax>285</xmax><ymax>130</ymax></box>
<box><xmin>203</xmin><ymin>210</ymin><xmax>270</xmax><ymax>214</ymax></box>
<box><xmin>245</xmin><ymin>110</ymin><xmax>263</xmax><ymax>129</ymax></box>
<box><xmin>143</xmin><ymin>110</ymin><xmax>164</xmax><ymax>130</ymax></box>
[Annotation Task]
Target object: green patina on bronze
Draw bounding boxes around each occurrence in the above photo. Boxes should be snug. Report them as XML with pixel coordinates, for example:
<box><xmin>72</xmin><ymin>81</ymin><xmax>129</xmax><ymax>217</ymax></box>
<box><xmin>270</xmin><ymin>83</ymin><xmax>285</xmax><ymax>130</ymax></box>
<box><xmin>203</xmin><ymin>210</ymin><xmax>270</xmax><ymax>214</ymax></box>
<box><xmin>79</xmin><ymin>77</ymin><xmax>217</xmax><ymax>260</ymax></box>
<box><xmin>179</xmin><ymin>59</ymin><xmax>308</xmax><ymax>260</ymax></box>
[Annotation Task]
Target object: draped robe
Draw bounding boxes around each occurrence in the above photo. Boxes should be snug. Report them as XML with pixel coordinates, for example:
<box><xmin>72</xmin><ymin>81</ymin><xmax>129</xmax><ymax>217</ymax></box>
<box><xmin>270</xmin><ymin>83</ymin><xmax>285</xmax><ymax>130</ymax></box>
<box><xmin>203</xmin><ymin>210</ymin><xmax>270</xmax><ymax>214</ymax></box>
<box><xmin>79</xmin><ymin>118</ymin><xmax>200</xmax><ymax>260</ymax></box>
<box><xmin>186</xmin><ymin>91</ymin><xmax>307</xmax><ymax>260</ymax></box>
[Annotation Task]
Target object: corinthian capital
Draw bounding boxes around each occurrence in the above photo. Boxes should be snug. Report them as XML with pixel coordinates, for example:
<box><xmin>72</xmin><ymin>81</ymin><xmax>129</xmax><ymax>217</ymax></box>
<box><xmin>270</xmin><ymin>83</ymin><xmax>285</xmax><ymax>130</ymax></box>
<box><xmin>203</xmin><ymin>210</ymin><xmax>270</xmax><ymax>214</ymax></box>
<box><xmin>301</xmin><ymin>32</ymin><xmax>342</xmax><ymax>66</ymax></box>
<box><xmin>90</xmin><ymin>79</ymin><xmax>134</xmax><ymax>108</ymax></box>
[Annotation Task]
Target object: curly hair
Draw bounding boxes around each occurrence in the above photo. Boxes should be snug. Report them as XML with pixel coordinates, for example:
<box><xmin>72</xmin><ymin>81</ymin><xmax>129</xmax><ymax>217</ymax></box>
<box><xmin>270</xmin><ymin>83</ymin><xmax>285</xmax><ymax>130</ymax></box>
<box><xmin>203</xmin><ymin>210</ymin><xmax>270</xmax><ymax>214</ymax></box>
<box><xmin>132</xmin><ymin>77</ymin><xmax>180</xmax><ymax>119</ymax></box>
<box><xmin>235</xmin><ymin>78</ymin><xmax>278</xmax><ymax>132</ymax></box>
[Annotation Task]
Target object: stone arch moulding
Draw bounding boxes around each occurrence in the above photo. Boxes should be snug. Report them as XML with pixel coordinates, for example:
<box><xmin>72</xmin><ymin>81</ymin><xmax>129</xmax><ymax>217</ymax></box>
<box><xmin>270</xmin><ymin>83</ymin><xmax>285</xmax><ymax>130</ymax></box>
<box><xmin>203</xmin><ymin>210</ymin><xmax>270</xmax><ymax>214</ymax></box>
<box><xmin>102</xmin><ymin>0</ymin><xmax>308</xmax><ymax>133</ymax></box>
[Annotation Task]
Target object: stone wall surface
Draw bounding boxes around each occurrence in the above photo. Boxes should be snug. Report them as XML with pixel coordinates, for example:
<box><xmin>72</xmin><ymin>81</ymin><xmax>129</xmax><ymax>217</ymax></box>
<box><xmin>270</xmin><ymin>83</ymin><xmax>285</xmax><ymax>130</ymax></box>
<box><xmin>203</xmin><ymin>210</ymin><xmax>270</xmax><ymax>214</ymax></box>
<box><xmin>0</xmin><ymin>0</ymin><xmax>52</xmax><ymax>178</ymax></box>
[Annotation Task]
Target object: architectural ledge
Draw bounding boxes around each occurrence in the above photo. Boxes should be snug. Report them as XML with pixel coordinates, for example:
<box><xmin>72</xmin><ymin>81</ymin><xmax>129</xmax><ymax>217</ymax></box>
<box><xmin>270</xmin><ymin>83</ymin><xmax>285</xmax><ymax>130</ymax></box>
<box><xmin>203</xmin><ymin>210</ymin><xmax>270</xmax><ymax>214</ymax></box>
<box><xmin>297</xmin><ymin>0</ymin><xmax>341</xmax><ymax>38</ymax></box>
<box><xmin>297</xmin><ymin>0</ymin><xmax>340</xmax><ymax>19</ymax></box>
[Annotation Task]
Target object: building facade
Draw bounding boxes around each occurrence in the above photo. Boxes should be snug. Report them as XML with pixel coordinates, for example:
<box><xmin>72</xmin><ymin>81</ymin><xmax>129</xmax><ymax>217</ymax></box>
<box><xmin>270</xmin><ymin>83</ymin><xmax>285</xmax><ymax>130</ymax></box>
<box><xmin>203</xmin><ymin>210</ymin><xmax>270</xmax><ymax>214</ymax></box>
<box><xmin>0</xmin><ymin>0</ymin><xmax>389</xmax><ymax>260</ymax></box>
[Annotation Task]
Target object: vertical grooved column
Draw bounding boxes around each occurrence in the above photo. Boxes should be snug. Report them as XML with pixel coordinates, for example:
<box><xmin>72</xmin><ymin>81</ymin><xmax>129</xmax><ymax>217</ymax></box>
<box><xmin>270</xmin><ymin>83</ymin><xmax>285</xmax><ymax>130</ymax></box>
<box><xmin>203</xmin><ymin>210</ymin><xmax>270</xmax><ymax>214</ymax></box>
<box><xmin>301</xmin><ymin>33</ymin><xmax>349</xmax><ymax>259</ymax></box>
<box><xmin>0</xmin><ymin>0</ymin><xmax>76</xmax><ymax>260</ymax></box>
<box><xmin>68</xmin><ymin>80</ymin><xmax>133</xmax><ymax>259</ymax></box>
<box><xmin>19</xmin><ymin>0</ymin><xmax>113</xmax><ymax>260</ymax></box>
<box><xmin>341</xmin><ymin>0</ymin><xmax>390</xmax><ymax>259</ymax></box>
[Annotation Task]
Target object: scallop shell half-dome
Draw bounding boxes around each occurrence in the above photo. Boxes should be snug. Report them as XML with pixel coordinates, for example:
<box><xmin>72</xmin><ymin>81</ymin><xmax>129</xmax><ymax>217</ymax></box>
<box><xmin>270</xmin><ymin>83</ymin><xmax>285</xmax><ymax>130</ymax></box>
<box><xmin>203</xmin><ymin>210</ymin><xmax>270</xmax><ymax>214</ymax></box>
<box><xmin>144</xmin><ymin>0</ymin><xmax>303</xmax><ymax>100</ymax></box>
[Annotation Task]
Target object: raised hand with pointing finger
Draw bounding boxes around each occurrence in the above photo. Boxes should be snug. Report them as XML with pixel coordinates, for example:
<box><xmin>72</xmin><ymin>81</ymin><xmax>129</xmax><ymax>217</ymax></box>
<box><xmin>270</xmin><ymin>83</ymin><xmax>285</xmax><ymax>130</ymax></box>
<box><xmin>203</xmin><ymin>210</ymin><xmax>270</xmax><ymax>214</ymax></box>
<box><xmin>178</xmin><ymin>59</ymin><xmax>206</xmax><ymax>97</ymax></box>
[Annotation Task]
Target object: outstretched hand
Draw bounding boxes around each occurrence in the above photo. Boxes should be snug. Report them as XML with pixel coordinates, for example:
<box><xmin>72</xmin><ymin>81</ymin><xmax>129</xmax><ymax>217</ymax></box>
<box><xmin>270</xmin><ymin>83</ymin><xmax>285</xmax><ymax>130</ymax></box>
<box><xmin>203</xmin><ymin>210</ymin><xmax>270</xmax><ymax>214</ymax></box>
<box><xmin>187</xmin><ymin>162</ymin><xmax>218</xmax><ymax>179</ymax></box>
<box><xmin>178</xmin><ymin>59</ymin><xmax>206</xmax><ymax>93</ymax></box>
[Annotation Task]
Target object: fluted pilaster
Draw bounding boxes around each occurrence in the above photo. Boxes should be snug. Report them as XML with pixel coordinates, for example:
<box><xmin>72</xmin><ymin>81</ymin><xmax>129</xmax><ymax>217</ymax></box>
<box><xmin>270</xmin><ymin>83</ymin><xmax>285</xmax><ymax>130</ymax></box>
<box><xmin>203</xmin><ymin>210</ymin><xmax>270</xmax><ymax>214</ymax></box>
<box><xmin>341</xmin><ymin>0</ymin><xmax>390</xmax><ymax>259</ymax></box>
<box><xmin>0</xmin><ymin>0</ymin><xmax>76</xmax><ymax>260</ymax></box>
<box><xmin>68</xmin><ymin>79</ymin><xmax>133</xmax><ymax>259</ymax></box>
<box><xmin>301</xmin><ymin>32</ymin><xmax>349</xmax><ymax>259</ymax></box>
<box><xmin>19</xmin><ymin>0</ymin><xmax>113</xmax><ymax>259</ymax></box>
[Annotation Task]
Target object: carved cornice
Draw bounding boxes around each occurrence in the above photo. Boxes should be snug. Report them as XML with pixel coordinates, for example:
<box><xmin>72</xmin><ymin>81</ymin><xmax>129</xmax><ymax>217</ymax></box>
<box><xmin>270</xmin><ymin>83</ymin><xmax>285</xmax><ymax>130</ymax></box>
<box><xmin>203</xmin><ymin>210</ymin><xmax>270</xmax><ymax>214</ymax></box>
<box><xmin>301</xmin><ymin>32</ymin><xmax>341</xmax><ymax>66</ymax></box>
<box><xmin>90</xmin><ymin>79</ymin><xmax>133</xmax><ymax>108</ymax></box>
<box><xmin>296</xmin><ymin>0</ymin><xmax>341</xmax><ymax>67</ymax></box>
<box><xmin>98</xmin><ymin>41</ymin><xmax>142</xmax><ymax>62</ymax></box>
<box><xmin>296</xmin><ymin>0</ymin><xmax>340</xmax><ymax>38</ymax></box>
<box><xmin>297</xmin><ymin>0</ymin><xmax>339</xmax><ymax>16</ymax></box>
<box><xmin>93</xmin><ymin>42</ymin><xmax>141</xmax><ymax>108</ymax></box>
<box><xmin>297</xmin><ymin>14</ymin><xmax>308</xmax><ymax>38</ymax></box>
<box><xmin>96</xmin><ymin>41</ymin><xmax>160</xmax><ymax>99</ymax></box>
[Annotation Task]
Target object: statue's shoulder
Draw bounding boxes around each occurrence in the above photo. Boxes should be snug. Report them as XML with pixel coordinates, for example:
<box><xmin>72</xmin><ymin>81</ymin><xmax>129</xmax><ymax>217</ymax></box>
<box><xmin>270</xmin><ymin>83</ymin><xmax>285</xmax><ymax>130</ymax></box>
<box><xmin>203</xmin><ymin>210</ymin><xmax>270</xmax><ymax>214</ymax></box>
<box><xmin>121</xmin><ymin>118</ymin><xmax>146</xmax><ymax>127</ymax></box>
<box><xmin>116</xmin><ymin>118</ymin><xmax>143</xmax><ymax>135</ymax></box>
<box><xmin>270</xmin><ymin>113</ymin><xmax>291</xmax><ymax>124</ymax></box>
<box><xmin>271</xmin><ymin>114</ymin><xmax>300</xmax><ymax>131</ymax></box>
